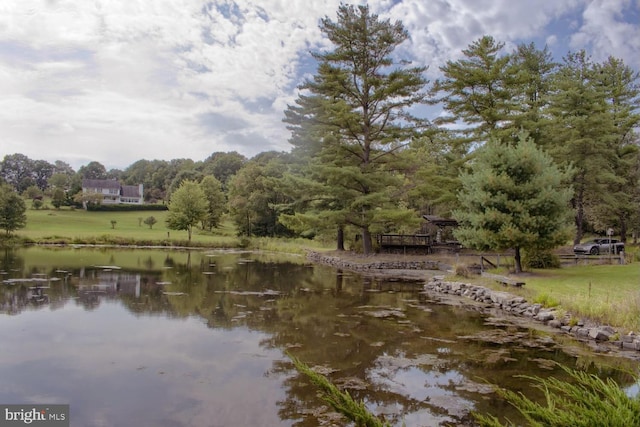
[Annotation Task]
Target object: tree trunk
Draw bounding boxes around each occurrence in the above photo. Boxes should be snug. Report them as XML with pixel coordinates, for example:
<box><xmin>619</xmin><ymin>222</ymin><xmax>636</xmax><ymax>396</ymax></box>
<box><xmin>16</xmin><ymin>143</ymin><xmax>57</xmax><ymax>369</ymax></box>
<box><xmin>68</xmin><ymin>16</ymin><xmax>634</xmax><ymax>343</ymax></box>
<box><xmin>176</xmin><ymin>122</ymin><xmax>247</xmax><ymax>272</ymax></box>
<box><xmin>336</xmin><ymin>226</ymin><xmax>345</xmax><ymax>251</ymax></box>
<box><xmin>514</xmin><ymin>246</ymin><xmax>522</xmax><ymax>274</ymax></box>
<box><xmin>573</xmin><ymin>183</ymin><xmax>585</xmax><ymax>245</ymax></box>
<box><xmin>187</xmin><ymin>225</ymin><xmax>192</xmax><ymax>243</ymax></box>
<box><xmin>619</xmin><ymin>216</ymin><xmax>627</xmax><ymax>242</ymax></box>
<box><xmin>574</xmin><ymin>201</ymin><xmax>584</xmax><ymax>245</ymax></box>
<box><xmin>361</xmin><ymin>227</ymin><xmax>373</xmax><ymax>254</ymax></box>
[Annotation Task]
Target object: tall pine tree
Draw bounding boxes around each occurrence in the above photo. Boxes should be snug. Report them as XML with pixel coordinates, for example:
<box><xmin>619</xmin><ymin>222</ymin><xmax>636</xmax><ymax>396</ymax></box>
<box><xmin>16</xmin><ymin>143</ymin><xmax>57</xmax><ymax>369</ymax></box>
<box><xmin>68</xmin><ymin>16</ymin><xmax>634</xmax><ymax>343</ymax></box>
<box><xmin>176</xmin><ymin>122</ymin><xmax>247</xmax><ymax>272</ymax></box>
<box><xmin>587</xmin><ymin>57</ymin><xmax>640</xmax><ymax>241</ymax></box>
<box><xmin>431</xmin><ymin>36</ymin><xmax>518</xmax><ymax>147</ymax></box>
<box><xmin>544</xmin><ymin>51</ymin><xmax>619</xmax><ymax>243</ymax></box>
<box><xmin>283</xmin><ymin>4</ymin><xmax>428</xmax><ymax>253</ymax></box>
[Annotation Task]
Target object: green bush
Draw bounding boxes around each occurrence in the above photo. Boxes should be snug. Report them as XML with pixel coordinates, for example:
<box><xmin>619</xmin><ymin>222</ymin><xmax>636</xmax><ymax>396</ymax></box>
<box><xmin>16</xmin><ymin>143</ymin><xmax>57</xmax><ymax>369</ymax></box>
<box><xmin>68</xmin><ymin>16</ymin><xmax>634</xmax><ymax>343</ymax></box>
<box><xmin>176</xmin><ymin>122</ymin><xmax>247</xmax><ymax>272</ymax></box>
<box><xmin>86</xmin><ymin>204</ymin><xmax>168</xmax><ymax>212</ymax></box>
<box><xmin>532</xmin><ymin>292</ymin><xmax>560</xmax><ymax>307</ymax></box>
<box><xmin>523</xmin><ymin>248</ymin><xmax>561</xmax><ymax>269</ymax></box>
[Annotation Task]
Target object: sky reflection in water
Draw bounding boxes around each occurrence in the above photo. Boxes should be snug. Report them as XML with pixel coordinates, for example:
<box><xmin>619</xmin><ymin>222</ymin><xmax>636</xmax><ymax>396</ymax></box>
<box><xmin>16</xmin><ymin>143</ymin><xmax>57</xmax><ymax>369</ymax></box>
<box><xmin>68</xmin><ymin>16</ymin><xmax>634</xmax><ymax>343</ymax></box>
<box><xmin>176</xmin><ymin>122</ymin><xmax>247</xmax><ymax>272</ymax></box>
<box><xmin>0</xmin><ymin>300</ymin><xmax>286</xmax><ymax>427</ymax></box>
<box><xmin>0</xmin><ymin>247</ymin><xmax>638</xmax><ymax>426</ymax></box>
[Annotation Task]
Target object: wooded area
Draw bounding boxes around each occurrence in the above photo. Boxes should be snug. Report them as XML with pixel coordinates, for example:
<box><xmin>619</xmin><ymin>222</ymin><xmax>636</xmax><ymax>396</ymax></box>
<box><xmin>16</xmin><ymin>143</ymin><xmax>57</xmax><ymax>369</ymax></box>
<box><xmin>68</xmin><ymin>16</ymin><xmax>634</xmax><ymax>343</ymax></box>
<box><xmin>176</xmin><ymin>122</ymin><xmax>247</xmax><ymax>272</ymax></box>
<box><xmin>1</xmin><ymin>5</ymin><xmax>638</xmax><ymax>261</ymax></box>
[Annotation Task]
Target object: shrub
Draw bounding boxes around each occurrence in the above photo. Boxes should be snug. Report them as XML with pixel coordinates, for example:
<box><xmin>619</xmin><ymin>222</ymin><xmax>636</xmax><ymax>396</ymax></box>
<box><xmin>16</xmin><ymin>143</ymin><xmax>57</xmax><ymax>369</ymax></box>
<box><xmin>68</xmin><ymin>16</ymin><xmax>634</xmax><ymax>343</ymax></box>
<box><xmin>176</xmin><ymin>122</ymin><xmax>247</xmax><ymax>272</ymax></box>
<box><xmin>86</xmin><ymin>204</ymin><xmax>168</xmax><ymax>212</ymax></box>
<box><xmin>143</xmin><ymin>216</ymin><xmax>157</xmax><ymax>229</ymax></box>
<box><xmin>523</xmin><ymin>248</ymin><xmax>561</xmax><ymax>269</ymax></box>
<box><xmin>532</xmin><ymin>292</ymin><xmax>560</xmax><ymax>308</ymax></box>
<box><xmin>31</xmin><ymin>199</ymin><xmax>43</xmax><ymax>210</ymax></box>
<box><xmin>454</xmin><ymin>263</ymin><xmax>470</xmax><ymax>278</ymax></box>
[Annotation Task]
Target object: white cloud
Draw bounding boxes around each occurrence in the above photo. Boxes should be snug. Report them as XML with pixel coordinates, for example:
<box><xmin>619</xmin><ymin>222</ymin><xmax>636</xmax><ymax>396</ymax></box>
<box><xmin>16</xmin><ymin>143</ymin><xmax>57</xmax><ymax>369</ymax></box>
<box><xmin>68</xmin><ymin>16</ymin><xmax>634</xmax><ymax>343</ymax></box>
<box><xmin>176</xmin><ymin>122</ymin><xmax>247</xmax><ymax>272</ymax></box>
<box><xmin>0</xmin><ymin>0</ymin><xmax>638</xmax><ymax>170</ymax></box>
<box><xmin>570</xmin><ymin>0</ymin><xmax>640</xmax><ymax>68</ymax></box>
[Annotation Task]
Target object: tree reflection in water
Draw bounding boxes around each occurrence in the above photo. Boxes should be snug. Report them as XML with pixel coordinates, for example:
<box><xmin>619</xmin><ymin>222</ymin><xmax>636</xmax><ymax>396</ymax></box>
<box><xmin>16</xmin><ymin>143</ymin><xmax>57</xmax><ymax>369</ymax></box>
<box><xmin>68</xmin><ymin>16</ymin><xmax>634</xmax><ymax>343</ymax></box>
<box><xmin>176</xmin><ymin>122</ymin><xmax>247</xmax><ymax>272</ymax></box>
<box><xmin>0</xmin><ymin>246</ymin><xmax>638</xmax><ymax>426</ymax></box>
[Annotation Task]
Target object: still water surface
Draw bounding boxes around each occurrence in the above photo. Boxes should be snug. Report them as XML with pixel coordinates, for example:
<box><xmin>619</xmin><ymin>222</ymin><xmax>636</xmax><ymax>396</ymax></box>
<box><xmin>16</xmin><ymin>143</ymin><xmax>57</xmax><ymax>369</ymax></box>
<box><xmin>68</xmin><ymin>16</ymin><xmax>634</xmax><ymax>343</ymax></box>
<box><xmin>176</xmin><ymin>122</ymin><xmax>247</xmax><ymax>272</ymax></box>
<box><xmin>0</xmin><ymin>247</ymin><xmax>638</xmax><ymax>426</ymax></box>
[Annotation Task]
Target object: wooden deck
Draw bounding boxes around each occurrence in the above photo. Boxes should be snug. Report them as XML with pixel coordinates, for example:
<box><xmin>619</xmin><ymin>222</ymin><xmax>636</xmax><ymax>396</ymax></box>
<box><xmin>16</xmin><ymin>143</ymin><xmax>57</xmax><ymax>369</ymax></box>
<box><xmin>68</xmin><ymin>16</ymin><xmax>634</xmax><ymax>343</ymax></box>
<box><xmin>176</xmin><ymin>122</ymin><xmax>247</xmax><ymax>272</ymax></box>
<box><xmin>376</xmin><ymin>234</ymin><xmax>462</xmax><ymax>254</ymax></box>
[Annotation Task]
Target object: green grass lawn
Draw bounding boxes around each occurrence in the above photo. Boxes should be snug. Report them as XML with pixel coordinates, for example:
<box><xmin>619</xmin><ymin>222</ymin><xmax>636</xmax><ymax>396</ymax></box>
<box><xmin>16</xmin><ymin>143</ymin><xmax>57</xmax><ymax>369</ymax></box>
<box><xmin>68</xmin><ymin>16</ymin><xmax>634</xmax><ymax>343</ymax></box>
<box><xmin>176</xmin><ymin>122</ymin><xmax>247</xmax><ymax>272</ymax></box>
<box><xmin>523</xmin><ymin>265</ymin><xmax>640</xmax><ymax>330</ymax></box>
<box><xmin>468</xmin><ymin>258</ymin><xmax>640</xmax><ymax>331</ymax></box>
<box><xmin>17</xmin><ymin>205</ymin><xmax>330</xmax><ymax>254</ymax></box>
<box><xmin>18</xmin><ymin>206</ymin><xmax>240</xmax><ymax>247</ymax></box>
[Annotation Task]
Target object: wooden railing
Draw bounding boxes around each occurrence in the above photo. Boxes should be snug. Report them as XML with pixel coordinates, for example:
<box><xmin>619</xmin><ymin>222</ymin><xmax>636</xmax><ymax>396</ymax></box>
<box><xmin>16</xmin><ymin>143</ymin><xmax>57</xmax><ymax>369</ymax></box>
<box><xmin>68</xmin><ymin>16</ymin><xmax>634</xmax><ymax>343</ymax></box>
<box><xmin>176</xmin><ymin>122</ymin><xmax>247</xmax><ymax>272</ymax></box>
<box><xmin>377</xmin><ymin>234</ymin><xmax>432</xmax><ymax>247</ymax></box>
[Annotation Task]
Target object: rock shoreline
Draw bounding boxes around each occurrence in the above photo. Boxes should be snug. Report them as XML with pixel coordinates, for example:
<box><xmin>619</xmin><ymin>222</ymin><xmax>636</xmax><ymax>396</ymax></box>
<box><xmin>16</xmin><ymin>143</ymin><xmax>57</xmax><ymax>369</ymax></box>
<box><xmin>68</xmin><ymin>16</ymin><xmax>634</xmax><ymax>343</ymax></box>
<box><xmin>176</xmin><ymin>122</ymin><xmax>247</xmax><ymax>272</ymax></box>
<box><xmin>426</xmin><ymin>277</ymin><xmax>640</xmax><ymax>355</ymax></box>
<box><xmin>307</xmin><ymin>251</ymin><xmax>640</xmax><ymax>356</ymax></box>
<box><xmin>306</xmin><ymin>251</ymin><xmax>443</xmax><ymax>272</ymax></box>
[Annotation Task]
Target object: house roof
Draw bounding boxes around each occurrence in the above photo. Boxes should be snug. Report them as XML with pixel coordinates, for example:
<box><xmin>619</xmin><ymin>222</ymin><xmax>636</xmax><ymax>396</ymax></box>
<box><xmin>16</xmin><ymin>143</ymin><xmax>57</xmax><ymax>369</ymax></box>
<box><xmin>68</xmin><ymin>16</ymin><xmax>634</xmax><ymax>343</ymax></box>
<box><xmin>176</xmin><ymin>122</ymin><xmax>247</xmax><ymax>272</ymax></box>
<box><xmin>82</xmin><ymin>179</ymin><xmax>120</xmax><ymax>189</ymax></box>
<box><xmin>121</xmin><ymin>185</ymin><xmax>141</xmax><ymax>198</ymax></box>
<box><xmin>422</xmin><ymin>215</ymin><xmax>459</xmax><ymax>227</ymax></box>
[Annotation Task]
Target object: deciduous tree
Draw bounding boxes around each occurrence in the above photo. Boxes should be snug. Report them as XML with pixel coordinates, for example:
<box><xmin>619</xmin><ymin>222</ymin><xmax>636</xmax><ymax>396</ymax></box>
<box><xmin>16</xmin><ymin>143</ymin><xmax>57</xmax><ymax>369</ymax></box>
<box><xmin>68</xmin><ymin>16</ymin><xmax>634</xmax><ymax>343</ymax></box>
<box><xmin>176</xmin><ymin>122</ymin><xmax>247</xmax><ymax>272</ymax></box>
<box><xmin>199</xmin><ymin>175</ymin><xmax>226</xmax><ymax>230</ymax></box>
<box><xmin>166</xmin><ymin>180</ymin><xmax>207</xmax><ymax>242</ymax></box>
<box><xmin>0</xmin><ymin>153</ymin><xmax>35</xmax><ymax>193</ymax></box>
<box><xmin>200</xmin><ymin>152</ymin><xmax>246</xmax><ymax>189</ymax></box>
<box><xmin>144</xmin><ymin>216</ymin><xmax>157</xmax><ymax>229</ymax></box>
<box><xmin>78</xmin><ymin>161</ymin><xmax>107</xmax><ymax>180</ymax></box>
<box><xmin>0</xmin><ymin>184</ymin><xmax>27</xmax><ymax>235</ymax></box>
<box><xmin>227</xmin><ymin>153</ymin><xmax>294</xmax><ymax>237</ymax></box>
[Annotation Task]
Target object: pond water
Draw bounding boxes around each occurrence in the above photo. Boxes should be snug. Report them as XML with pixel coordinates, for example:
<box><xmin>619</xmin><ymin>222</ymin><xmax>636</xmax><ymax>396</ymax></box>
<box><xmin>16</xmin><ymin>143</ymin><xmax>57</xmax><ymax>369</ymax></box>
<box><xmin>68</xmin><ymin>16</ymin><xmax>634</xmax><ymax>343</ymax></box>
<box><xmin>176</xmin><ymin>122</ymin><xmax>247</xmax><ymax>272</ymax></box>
<box><xmin>0</xmin><ymin>247</ymin><xmax>638</xmax><ymax>427</ymax></box>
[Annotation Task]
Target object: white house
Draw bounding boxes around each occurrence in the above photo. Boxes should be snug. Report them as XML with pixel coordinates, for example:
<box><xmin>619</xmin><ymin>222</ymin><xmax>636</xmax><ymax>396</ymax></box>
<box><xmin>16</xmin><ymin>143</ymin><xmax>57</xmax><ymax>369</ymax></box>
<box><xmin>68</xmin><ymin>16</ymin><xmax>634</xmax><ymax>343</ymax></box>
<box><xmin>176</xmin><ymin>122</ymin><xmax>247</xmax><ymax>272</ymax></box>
<box><xmin>81</xmin><ymin>179</ymin><xmax>144</xmax><ymax>206</ymax></box>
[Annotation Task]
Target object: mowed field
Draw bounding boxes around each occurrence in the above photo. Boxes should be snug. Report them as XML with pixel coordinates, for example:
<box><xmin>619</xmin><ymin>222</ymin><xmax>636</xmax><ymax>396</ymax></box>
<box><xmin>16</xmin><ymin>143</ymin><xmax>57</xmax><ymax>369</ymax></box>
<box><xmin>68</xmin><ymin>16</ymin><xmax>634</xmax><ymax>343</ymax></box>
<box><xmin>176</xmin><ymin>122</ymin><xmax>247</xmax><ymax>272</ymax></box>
<box><xmin>19</xmin><ymin>206</ymin><xmax>240</xmax><ymax>246</ymax></box>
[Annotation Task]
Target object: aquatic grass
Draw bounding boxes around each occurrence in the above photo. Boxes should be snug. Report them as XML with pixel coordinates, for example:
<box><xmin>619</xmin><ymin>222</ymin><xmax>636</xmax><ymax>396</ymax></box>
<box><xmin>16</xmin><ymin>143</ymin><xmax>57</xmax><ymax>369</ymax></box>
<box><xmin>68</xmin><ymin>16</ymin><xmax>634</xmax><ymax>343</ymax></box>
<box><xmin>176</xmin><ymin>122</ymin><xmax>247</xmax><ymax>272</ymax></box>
<box><xmin>290</xmin><ymin>349</ymin><xmax>640</xmax><ymax>427</ymax></box>
<box><xmin>474</xmin><ymin>364</ymin><xmax>640</xmax><ymax>427</ymax></box>
<box><xmin>288</xmin><ymin>353</ymin><xmax>391</xmax><ymax>427</ymax></box>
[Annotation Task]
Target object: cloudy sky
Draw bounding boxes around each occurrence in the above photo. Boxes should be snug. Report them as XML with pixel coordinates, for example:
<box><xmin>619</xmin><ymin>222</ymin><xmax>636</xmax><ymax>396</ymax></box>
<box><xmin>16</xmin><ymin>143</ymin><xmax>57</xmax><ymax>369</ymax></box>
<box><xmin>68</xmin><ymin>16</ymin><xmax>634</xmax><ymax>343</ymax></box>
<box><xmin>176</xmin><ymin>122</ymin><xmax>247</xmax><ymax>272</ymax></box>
<box><xmin>1</xmin><ymin>0</ymin><xmax>639</xmax><ymax>171</ymax></box>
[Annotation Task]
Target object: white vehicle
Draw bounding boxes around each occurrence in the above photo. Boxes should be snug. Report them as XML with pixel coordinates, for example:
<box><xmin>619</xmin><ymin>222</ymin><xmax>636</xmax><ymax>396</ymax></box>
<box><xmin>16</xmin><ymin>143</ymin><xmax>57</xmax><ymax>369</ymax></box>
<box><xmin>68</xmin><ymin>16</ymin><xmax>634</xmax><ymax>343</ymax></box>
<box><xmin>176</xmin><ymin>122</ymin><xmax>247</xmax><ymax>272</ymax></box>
<box><xmin>573</xmin><ymin>238</ymin><xmax>625</xmax><ymax>255</ymax></box>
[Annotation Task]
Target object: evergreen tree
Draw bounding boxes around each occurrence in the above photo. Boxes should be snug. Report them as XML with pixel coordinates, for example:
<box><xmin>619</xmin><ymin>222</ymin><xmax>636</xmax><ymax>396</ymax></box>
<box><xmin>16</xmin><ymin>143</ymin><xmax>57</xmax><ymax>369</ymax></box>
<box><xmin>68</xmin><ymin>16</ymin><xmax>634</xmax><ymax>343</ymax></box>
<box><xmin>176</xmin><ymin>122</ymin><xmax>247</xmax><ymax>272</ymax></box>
<box><xmin>587</xmin><ymin>57</ymin><xmax>640</xmax><ymax>241</ymax></box>
<box><xmin>544</xmin><ymin>51</ymin><xmax>619</xmax><ymax>243</ymax></box>
<box><xmin>509</xmin><ymin>42</ymin><xmax>557</xmax><ymax>144</ymax></box>
<box><xmin>431</xmin><ymin>36</ymin><xmax>517</xmax><ymax>146</ymax></box>
<box><xmin>453</xmin><ymin>133</ymin><xmax>573</xmax><ymax>273</ymax></box>
<box><xmin>405</xmin><ymin>128</ymin><xmax>464</xmax><ymax>218</ymax></box>
<box><xmin>283</xmin><ymin>4</ymin><xmax>428</xmax><ymax>253</ymax></box>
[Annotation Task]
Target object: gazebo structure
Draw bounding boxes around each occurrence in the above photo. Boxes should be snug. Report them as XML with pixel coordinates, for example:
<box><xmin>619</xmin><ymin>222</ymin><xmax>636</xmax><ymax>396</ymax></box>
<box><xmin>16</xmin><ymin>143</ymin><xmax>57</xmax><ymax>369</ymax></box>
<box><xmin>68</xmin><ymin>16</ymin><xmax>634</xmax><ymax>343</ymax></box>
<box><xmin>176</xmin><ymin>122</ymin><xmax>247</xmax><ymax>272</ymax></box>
<box><xmin>376</xmin><ymin>215</ymin><xmax>461</xmax><ymax>253</ymax></box>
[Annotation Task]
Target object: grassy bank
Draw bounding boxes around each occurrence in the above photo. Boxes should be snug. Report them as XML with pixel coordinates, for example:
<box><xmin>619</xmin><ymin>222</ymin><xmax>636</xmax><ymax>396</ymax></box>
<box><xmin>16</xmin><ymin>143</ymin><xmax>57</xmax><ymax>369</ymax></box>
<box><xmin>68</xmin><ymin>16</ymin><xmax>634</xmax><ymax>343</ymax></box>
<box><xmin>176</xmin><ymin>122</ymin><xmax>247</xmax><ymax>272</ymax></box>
<box><xmin>464</xmin><ymin>259</ymin><xmax>640</xmax><ymax>331</ymax></box>
<box><xmin>13</xmin><ymin>206</ymin><xmax>333</xmax><ymax>255</ymax></box>
<box><xmin>518</xmin><ymin>265</ymin><xmax>640</xmax><ymax>331</ymax></box>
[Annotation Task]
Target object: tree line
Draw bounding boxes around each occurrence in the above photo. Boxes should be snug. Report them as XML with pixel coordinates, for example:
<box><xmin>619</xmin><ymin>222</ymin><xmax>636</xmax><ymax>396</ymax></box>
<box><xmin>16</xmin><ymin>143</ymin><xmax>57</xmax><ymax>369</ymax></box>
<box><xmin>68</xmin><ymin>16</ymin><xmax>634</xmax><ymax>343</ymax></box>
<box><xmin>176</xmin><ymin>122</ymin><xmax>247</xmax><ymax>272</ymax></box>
<box><xmin>1</xmin><ymin>4</ymin><xmax>638</xmax><ymax>271</ymax></box>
